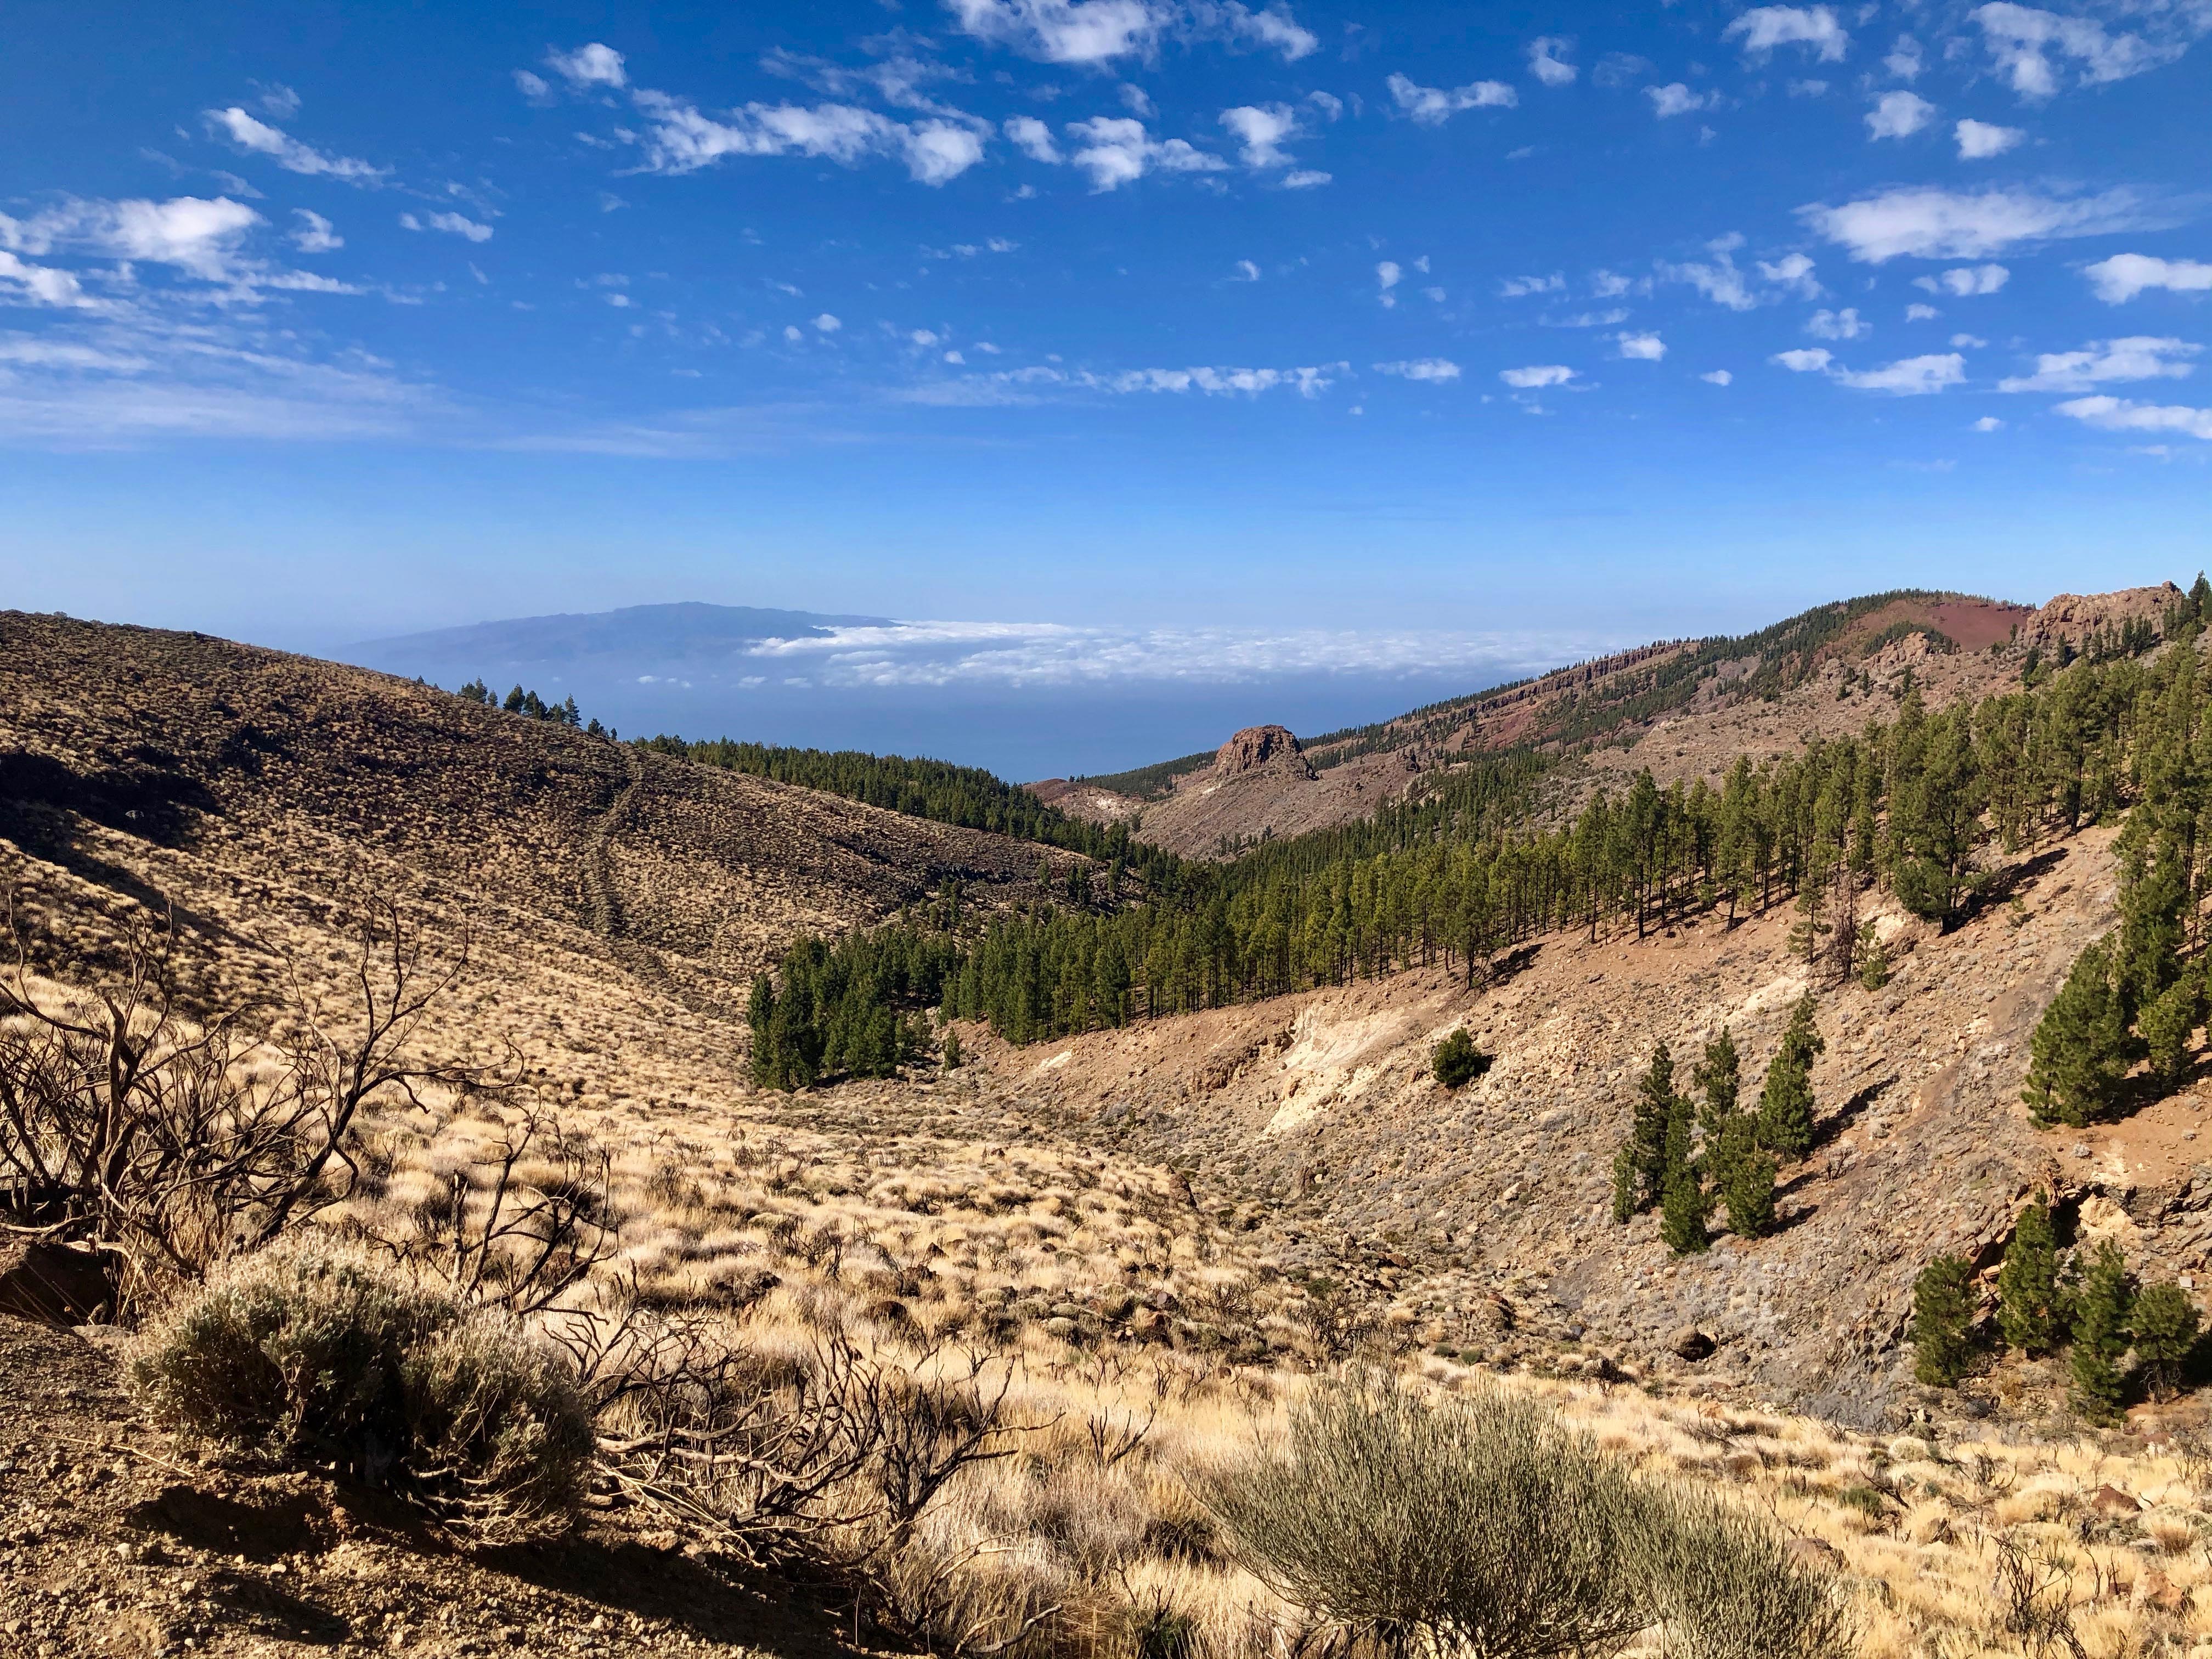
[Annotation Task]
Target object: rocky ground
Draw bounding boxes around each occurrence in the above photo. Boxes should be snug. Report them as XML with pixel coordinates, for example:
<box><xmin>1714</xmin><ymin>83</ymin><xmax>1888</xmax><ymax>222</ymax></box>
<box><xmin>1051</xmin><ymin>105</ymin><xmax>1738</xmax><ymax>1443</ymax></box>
<box><xmin>0</xmin><ymin>1318</ymin><xmax>866</xmax><ymax>1659</ymax></box>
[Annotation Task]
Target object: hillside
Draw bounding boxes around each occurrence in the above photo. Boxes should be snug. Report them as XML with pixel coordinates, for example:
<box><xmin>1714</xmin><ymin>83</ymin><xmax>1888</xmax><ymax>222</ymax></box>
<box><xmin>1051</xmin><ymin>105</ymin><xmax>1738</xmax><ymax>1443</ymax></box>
<box><xmin>0</xmin><ymin>609</ymin><xmax>1077</xmax><ymax>1099</ymax></box>
<box><xmin>1041</xmin><ymin>586</ymin><xmax>2179</xmax><ymax>859</ymax></box>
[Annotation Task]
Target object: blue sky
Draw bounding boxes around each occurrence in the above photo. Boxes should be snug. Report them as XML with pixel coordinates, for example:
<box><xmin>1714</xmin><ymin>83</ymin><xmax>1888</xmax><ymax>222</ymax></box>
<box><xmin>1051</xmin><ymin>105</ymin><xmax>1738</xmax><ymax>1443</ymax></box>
<box><xmin>1</xmin><ymin>0</ymin><xmax>2208</xmax><ymax>770</ymax></box>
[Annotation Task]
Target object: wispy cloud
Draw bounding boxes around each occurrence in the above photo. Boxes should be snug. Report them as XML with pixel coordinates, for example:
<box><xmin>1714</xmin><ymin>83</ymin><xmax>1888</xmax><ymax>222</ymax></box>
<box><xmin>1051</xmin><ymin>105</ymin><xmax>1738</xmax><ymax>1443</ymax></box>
<box><xmin>204</xmin><ymin>107</ymin><xmax>387</xmax><ymax>183</ymax></box>
<box><xmin>1998</xmin><ymin>336</ymin><xmax>2198</xmax><ymax>393</ymax></box>
<box><xmin>1800</xmin><ymin>185</ymin><xmax>2152</xmax><ymax>262</ymax></box>
<box><xmin>1386</xmin><ymin>72</ymin><xmax>1517</xmax><ymax>125</ymax></box>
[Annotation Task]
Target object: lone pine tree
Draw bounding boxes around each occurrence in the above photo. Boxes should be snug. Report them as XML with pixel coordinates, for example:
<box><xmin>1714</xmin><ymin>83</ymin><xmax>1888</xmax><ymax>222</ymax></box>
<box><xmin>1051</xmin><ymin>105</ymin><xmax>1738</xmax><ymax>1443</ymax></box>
<box><xmin>1757</xmin><ymin>995</ymin><xmax>1824</xmax><ymax>1161</ymax></box>
<box><xmin>1911</xmin><ymin>1254</ymin><xmax>1978</xmax><ymax>1388</ymax></box>
<box><xmin>2024</xmin><ymin>941</ymin><xmax>2136</xmax><ymax>1127</ymax></box>
<box><xmin>1612</xmin><ymin>1042</ymin><xmax>1679</xmax><ymax>1223</ymax></box>
<box><xmin>2068</xmin><ymin>1239</ymin><xmax>2134</xmax><ymax>1425</ymax></box>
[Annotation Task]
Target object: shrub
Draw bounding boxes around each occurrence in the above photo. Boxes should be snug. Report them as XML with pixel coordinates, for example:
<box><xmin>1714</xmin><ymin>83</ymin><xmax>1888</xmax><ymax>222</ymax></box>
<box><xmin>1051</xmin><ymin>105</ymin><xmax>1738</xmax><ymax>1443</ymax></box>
<box><xmin>1197</xmin><ymin>1371</ymin><xmax>1651</xmax><ymax>1657</ymax></box>
<box><xmin>130</xmin><ymin>1240</ymin><xmax>591</xmax><ymax>1541</ymax></box>
<box><xmin>1199</xmin><ymin>1372</ymin><xmax>1846</xmax><ymax>1659</ymax></box>
<box><xmin>1432</xmin><ymin>1029</ymin><xmax>1491</xmax><ymax>1090</ymax></box>
<box><xmin>1910</xmin><ymin>1255</ymin><xmax>1976</xmax><ymax>1387</ymax></box>
<box><xmin>1630</xmin><ymin>1482</ymin><xmax>1854</xmax><ymax>1659</ymax></box>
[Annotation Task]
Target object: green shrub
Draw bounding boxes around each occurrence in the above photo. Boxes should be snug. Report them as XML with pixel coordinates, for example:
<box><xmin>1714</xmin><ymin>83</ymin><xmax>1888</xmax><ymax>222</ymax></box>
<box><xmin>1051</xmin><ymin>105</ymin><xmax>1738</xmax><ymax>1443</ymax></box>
<box><xmin>130</xmin><ymin>1240</ymin><xmax>591</xmax><ymax>1541</ymax></box>
<box><xmin>1432</xmin><ymin>1029</ymin><xmax>1491</xmax><ymax>1090</ymax></box>
<box><xmin>1630</xmin><ymin>1481</ymin><xmax>1854</xmax><ymax>1659</ymax></box>
<box><xmin>1197</xmin><ymin>1371</ymin><xmax>1847</xmax><ymax>1659</ymax></box>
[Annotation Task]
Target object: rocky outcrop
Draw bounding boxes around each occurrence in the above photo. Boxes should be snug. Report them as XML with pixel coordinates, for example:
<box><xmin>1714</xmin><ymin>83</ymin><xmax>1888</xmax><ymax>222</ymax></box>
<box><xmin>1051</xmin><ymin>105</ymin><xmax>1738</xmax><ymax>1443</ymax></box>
<box><xmin>2021</xmin><ymin>583</ymin><xmax>2183</xmax><ymax>647</ymax></box>
<box><xmin>1212</xmin><ymin>726</ymin><xmax>1315</xmax><ymax>781</ymax></box>
<box><xmin>0</xmin><ymin>1241</ymin><xmax>115</xmax><ymax>1326</ymax></box>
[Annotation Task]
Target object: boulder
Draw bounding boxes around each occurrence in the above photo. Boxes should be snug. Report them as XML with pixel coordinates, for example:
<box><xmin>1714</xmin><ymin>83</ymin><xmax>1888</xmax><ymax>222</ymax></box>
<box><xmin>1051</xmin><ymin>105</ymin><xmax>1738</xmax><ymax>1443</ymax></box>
<box><xmin>0</xmin><ymin>1241</ymin><xmax>116</xmax><ymax>1326</ymax></box>
<box><xmin>1671</xmin><ymin>1326</ymin><xmax>1717</xmax><ymax>1362</ymax></box>
<box><xmin>2091</xmin><ymin>1483</ymin><xmax>2144</xmax><ymax>1517</ymax></box>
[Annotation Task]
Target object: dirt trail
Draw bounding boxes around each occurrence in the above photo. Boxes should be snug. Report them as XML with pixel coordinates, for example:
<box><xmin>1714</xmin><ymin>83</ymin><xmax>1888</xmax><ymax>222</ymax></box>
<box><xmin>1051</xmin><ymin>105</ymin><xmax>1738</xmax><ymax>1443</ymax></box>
<box><xmin>582</xmin><ymin>750</ymin><xmax>690</xmax><ymax>1010</ymax></box>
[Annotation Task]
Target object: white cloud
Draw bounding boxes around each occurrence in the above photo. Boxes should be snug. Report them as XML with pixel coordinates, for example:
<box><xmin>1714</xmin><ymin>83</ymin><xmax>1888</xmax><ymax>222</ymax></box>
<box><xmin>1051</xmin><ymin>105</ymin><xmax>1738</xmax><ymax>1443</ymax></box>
<box><xmin>1660</xmin><ymin>238</ymin><xmax>1816</xmax><ymax>311</ymax></box>
<box><xmin>906</xmin><ymin>122</ymin><xmax>989</xmax><ymax>184</ymax></box>
<box><xmin>942</xmin><ymin>0</ymin><xmax>1317</xmax><ymax>64</ymax></box>
<box><xmin>1951</xmin><ymin>332</ymin><xmax>1988</xmax><ymax>348</ymax></box>
<box><xmin>2055</xmin><ymin>395</ymin><xmax>2212</xmax><ymax>440</ymax></box>
<box><xmin>1499</xmin><ymin>364</ymin><xmax>1575</xmax><ymax>388</ymax></box>
<box><xmin>1005</xmin><ymin>115</ymin><xmax>1063</xmax><ymax>163</ymax></box>
<box><xmin>1645</xmin><ymin>83</ymin><xmax>1709</xmax><ymax>118</ymax></box>
<box><xmin>204</xmin><ymin>108</ymin><xmax>385</xmax><ymax>183</ymax></box>
<box><xmin>1912</xmin><ymin>263</ymin><xmax>2010</xmax><ymax>296</ymax></box>
<box><xmin>1955</xmin><ymin>119</ymin><xmax>2025</xmax><ymax>159</ymax></box>
<box><xmin>1220</xmin><ymin>103</ymin><xmax>1299</xmax><ymax>167</ymax></box>
<box><xmin>1758</xmin><ymin>252</ymin><xmax>1820</xmax><ymax>297</ymax></box>
<box><xmin>1906</xmin><ymin>302</ymin><xmax>1940</xmax><ymax>320</ymax></box>
<box><xmin>4</xmin><ymin>195</ymin><xmax>264</xmax><ymax>283</ymax></box>
<box><xmin>1723</xmin><ymin>6</ymin><xmax>1850</xmax><ymax>62</ymax></box>
<box><xmin>1866</xmin><ymin>91</ymin><xmax>1936</xmax><ymax>139</ymax></box>
<box><xmin>1807</xmin><ymin>307</ymin><xmax>1869</xmax><ymax>339</ymax></box>
<box><xmin>813</xmin><ymin>313</ymin><xmax>842</xmax><ymax>332</ymax></box>
<box><xmin>1499</xmin><ymin>273</ymin><xmax>1563</xmax><ymax>298</ymax></box>
<box><xmin>1376</xmin><ymin>261</ymin><xmax>1401</xmax><ymax>306</ymax></box>
<box><xmin>546</xmin><ymin>43</ymin><xmax>629</xmax><ymax>88</ymax></box>
<box><xmin>1282</xmin><ymin>168</ymin><xmax>1330</xmax><ymax>188</ymax></box>
<box><xmin>1528</xmin><ymin>37</ymin><xmax>1577</xmax><ymax>86</ymax></box>
<box><xmin>399</xmin><ymin>210</ymin><xmax>492</xmax><ymax>242</ymax></box>
<box><xmin>630</xmin><ymin>92</ymin><xmax>991</xmax><ymax>185</ymax></box>
<box><xmin>1616</xmin><ymin>331</ymin><xmax>1666</xmax><ymax>360</ymax></box>
<box><xmin>1199</xmin><ymin>1</ymin><xmax>1320</xmax><ymax>60</ymax></box>
<box><xmin>1375</xmin><ymin>357</ymin><xmax>1461</xmax><ymax>381</ymax></box>
<box><xmin>1834</xmin><ymin>352</ymin><xmax>1966</xmax><ymax>393</ymax></box>
<box><xmin>1973</xmin><ymin>415</ymin><xmax>2005</xmax><ymax>431</ymax></box>
<box><xmin>904</xmin><ymin>359</ymin><xmax>1344</xmax><ymax>405</ymax></box>
<box><xmin>290</xmin><ymin>209</ymin><xmax>342</xmax><ymax>253</ymax></box>
<box><xmin>1970</xmin><ymin>3</ymin><xmax>2185</xmax><ymax>98</ymax></box>
<box><xmin>944</xmin><ymin>0</ymin><xmax>1159</xmax><ymax>61</ymax></box>
<box><xmin>1701</xmin><ymin>369</ymin><xmax>1734</xmax><ymax>385</ymax></box>
<box><xmin>0</xmin><ymin>251</ymin><xmax>94</xmax><ymax>308</ymax></box>
<box><xmin>2084</xmin><ymin>253</ymin><xmax>2212</xmax><ymax>304</ymax></box>
<box><xmin>1997</xmin><ymin>336</ymin><xmax>2198</xmax><ymax>393</ymax></box>
<box><xmin>1773</xmin><ymin>347</ymin><xmax>1834</xmax><ymax>373</ymax></box>
<box><xmin>1885</xmin><ymin>35</ymin><xmax>1924</xmax><ymax>80</ymax></box>
<box><xmin>1063</xmin><ymin>116</ymin><xmax>1225</xmax><ymax>189</ymax></box>
<box><xmin>1590</xmin><ymin>270</ymin><xmax>1639</xmax><ymax>298</ymax></box>
<box><xmin>1800</xmin><ymin>185</ymin><xmax>2146</xmax><ymax>262</ymax></box>
<box><xmin>691</xmin><ymin>615</ymin><xmax>1607</xmax><ymax>690</ymax></box>
<box><xmin>1387</xmin><ymin>72</ymin><xmax>1517</xmax><ymax>124</ymax></box>
<box><xmin>514</xmin><ymin>69</ymin><xmax>552</xmax><ymax>101</ymax></box>
<box><xmin>1233</xmin><ymin>258</ymin><xmax>1260</xmax><ymax>280</ymax></box>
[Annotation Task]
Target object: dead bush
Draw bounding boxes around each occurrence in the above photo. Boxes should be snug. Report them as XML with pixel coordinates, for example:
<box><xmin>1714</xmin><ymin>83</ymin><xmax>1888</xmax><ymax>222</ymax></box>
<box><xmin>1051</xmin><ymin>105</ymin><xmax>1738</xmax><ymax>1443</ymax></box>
<box><xmin>129</xmin><ymin>1238</ymin><xmax>592</xmax><ymax>1542</ymax></box>
<box><xmin>0</xmin><ymin>899</ymin><xmax>477</xmax><ymax>1306</ymax></box>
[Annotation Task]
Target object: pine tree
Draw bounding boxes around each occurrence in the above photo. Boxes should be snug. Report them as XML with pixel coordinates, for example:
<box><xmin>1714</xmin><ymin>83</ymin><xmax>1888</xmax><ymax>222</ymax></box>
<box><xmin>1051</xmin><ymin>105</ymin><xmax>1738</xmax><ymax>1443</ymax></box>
<box><xmin>1996</xmin><ymin>1199</ymin><xmax>2066</xmax><ymax>1355</ymax></box>
<box><xmin>2130</xmin><ymin>1281</ymin><xmax>2201</xmax><ymax>1402</ymax></box>
<box><xmin>2068</xmin><ymin>1239</ymin><xmax>2134</xmax><ymax>1424</ymax></box>
<box><xmin>1694</xmin><ymin>1028</ymin><xmax>1742</xmax><ymax>1151</ymax></box>
<box><xmin>1659</xmin><ymin>1092</ymin><xmax>1708</xmax><ymax>1255</ymax></box>
<box><xmin>2024</xmin><ymin>941</ymin><xmax>2137</xmax><ymax>1126</ymax></box>
<box><xmin>1911</xmin><ymin>1254</ymin><xmax>1977</xmax><ymax>1387</ymax></box>
<box><xmin>1717</xmin><ymin>1118</ymin><xmax>1778</xmax><ymax>1239</ymax></box>
<box><xmin>2141</xmin><ymin>975</ymin><xmax>2202</xmax><ymax>1090</ymax></box>
<box><xmin>1758</xmin><ymin>995</ymin><xmax>1824</xmax><ymax>1161</ymax></box>
<box><xmin>941</xmin><ymin>1026</ymin><xmax>964</xmax><ymax>1070</ymax></box>
<box><xmin>1613</xmin><ymin>1042</ymin><xmax>1678</xmax><ymax>1221</ymax></box>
